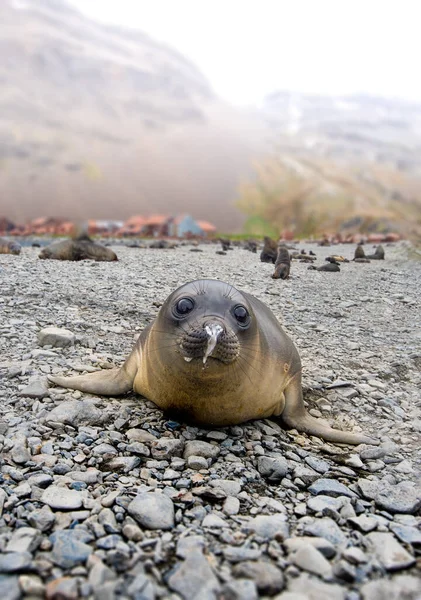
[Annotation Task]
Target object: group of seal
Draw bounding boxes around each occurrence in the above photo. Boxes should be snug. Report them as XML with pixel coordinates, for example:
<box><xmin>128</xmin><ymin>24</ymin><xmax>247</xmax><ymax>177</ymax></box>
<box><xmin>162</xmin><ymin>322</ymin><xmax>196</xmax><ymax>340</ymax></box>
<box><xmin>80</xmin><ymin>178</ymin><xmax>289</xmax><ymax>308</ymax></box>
<box><xmin>49</xmin><ymin>279</ymin><xmax>377</xmax><ymax>445</ymax></box>
<box><xmin>354</xmin><ymin>244</ymin><xmax>385</xmax><ymax>261</ymax></box>
<box><xmin>0</xmin><ymin>238</ymin><xmax>21</xmax><ymax>255</ymax></box>
<box><xmin>39</xmin><ymin>234</ymin><xmax>118</xmax><ymax>262</ymax></box>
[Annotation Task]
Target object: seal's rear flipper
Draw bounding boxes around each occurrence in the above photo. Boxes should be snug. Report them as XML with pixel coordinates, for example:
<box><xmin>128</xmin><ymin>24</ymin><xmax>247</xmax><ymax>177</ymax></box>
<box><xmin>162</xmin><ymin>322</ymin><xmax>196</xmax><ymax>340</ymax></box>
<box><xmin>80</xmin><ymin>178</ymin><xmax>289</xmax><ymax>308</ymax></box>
<box><xmin>48</xmin><ymin>367</ymin><xmax>132</xmax><ymax>396</ymax></box>
<box><xmin>281</xmin><ymin>375</ymin><xmax>379</xmax><ymax>446</ymax></box>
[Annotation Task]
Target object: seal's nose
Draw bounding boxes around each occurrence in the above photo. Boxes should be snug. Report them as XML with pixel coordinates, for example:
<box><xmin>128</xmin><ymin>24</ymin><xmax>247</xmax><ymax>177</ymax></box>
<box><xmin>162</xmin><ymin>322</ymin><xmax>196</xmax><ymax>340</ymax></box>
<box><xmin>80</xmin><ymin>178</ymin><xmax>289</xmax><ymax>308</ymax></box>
<box><xmin>203</xmin><ymin>322</ymin><xmax>224</xmax><ymax>364</ymax></box>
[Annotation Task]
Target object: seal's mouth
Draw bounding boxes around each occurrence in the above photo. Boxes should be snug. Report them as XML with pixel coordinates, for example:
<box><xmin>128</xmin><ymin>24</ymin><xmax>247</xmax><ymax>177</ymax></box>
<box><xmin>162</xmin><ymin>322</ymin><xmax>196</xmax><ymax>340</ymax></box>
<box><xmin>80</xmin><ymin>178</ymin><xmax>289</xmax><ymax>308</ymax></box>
<box><xmin>180</xmin><ymin>321</ymin><xmax>240</xmax><ymax>366</ymax></box>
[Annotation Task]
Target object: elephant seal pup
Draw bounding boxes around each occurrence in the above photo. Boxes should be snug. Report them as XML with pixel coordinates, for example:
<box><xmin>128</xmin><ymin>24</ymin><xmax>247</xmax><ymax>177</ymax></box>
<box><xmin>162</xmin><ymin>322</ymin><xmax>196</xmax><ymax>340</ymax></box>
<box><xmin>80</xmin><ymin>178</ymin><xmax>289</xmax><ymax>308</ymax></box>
<box><xmin>0</xmin><ymin>238</ymin><xmax>21</xmax><ymax>255</ymax></box>
<box><xmin>272</xmin><ymin>245</ymin><xmax>291</xmax><ymax>279</ymax></box>
<box><xmin>260</xmin><ymin>236</ymin><xmax>278</xmax><ymax>264</ymax></box>
<box><xmin>39</xmin><ymin>238</ymin><xmax>118</xmax><ymax>261</ymax></box>
<box><xmin>366</xmin><ymin>245</ymin><xmax>385</xmax><ymax>260</ymax></box>
<box><xmin>48</xmin><ymin>279</ymin><xmax>376</xmax><ymax>445</ymax></box>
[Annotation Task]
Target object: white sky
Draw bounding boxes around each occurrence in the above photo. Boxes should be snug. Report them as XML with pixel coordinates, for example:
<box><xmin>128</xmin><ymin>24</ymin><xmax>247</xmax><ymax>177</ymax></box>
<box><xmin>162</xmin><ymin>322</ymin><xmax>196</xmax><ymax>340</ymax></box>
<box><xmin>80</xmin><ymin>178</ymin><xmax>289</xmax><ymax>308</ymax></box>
<box><xmin>69</xmin><ymin>0</ymin><xmax>421</xmax><ymax>106</ymax></box>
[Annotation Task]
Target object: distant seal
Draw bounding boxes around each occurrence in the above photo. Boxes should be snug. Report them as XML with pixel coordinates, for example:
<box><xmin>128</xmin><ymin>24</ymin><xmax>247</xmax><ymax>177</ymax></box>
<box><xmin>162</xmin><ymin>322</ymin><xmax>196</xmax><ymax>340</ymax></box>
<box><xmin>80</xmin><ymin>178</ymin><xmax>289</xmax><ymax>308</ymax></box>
<box><xmin>272</xmin><ymin>245</ymin><xmax>291</xmax><ymax>279</ymax></box>
<box><xmin>0</xmin><ymin>238</ymin><xmax>21</xmax><ymax>255</ymax></box>
<box><xmin>326</xmin><ymin>255</ymin><xmax>349</xmax><ymax>263</ymax></box>
<box><xmin>260</xmin><ymin>236</ymin><xmax>278</xmax><ymax>264</ymax></box>
<box><xmin>39</xmin><ymin>238</ymin><xmax>118</xmax><ymax>261</ymax></box>
<box><xmin>308</xmin><ymin>263</ymin><xmax>340</xmax><ymax>272</ymax></box>
<box><xmin>48</xmin><ymin>279</ymin><xmax>376</xmax><ymax>444</ymax></box>
<box><xmin>219</xmin><ymin>238</ymin><xmax>231</xmax><ymax>252</ymax></box>
<box><xmin>244</xmin><ymin>240</ymin><xmax>257</xmax><ymax>253</ymax></box>
<box><xmin>366</xmin><ymin>245</ymin><xmax>385</xmax><ymax>260</ymax></box>
<box><xmin>354</xmin><ymin>244</ymin><xmax>366</xmax><ymax>260</ymax></box>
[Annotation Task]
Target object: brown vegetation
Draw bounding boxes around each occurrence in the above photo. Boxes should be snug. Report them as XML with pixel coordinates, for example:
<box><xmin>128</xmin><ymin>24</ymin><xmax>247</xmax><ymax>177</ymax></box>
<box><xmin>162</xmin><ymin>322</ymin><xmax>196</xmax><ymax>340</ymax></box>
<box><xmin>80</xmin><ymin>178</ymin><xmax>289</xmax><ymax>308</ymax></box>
<box><xmin>237</xmin><ymin>155</ymin><xmax>421</xmax><ymax>239</ymax></box>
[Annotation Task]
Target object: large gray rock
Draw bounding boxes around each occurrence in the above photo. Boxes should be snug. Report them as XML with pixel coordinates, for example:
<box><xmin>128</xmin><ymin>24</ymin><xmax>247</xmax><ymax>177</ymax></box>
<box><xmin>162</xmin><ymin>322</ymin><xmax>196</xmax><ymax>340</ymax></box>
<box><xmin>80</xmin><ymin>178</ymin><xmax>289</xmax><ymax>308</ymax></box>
<box><xmin>232</xmin><ymin>560</ymin><xmax>284</xmax><ymax>596</ymax></box>
<box><xmin>361</xmin><ymin>575</ymin><xmax>421</xmax><ymax>600</ymax></box>
<box><xmin>291</xmin><ymin>544</ymin><xmax>333</xmax><ymax>578</ymax></box>
<box><xmin>0</xmin><ymin>575</ymin><xmax>20</xmax><ymax>600</ymax></box>
<box><xmin>358</xmin><ymin>479</ymin><xmax>421</xmax><ymax>514</ymax></box>
<box><xmin>51</xmin><ymin>532</ymin><xmax>93</xmax><ymax>569</ymax></box>
<box><xmin>366</xmin><ymin>532</ymin><xmax>416</xmax><ymax>571</ymax></box>
<box><xmin>19</xmin><ymin>377</ymin><xmax>49</xmax><ymax>399</ymax></box>
<box><xmin>168</xmin><ymin>551</ymin><xmax>220</xmax><ymax>599</ymax></box>
<box><xmin>257</xmin><ymin>455</ymin><xmax>289</xmax><ymax>481</ymax></box>
<box><xmin>302</xmin><ymin>517</ymin><xmax>347</xmax><ymax>547</ymax></box>
<box><xmin>308</xmin><ymin>478</ymin><xmax>356</xmax><ymax>498</ymax></box>
<box><xmin>245</xmin><ymin>514</ymin><xmax>289</xmax><ymax>540</ymax></box>
<box><xmin>287</xmin><ymin>573</ymin><xmax>346</xmax><ymax>600</ymax></box>
<box><xmin>46</xmin><ymin>400</ymin><xmax>106</xmax><ymax>427</ymax></box>
<box><xmin>41</xmin><ymin>486</ymin><xmax>85</xmax><ymax>510</ymax></box>
<box><xmin>184</xmin><ymin>441</ymin><xmax>220</xmax><ymax>459</ymax></box>
<box><xmin>5</xmin><ymin>528</ymin><xmax>42</xmax><ymax>553</ymax></box>
<box><xmin>0</xmin><ymin>553</ymin><xmax>32</xmax><ymax>573</ymax></box>
<box><xmin>128</xmin><ymin>492</ymin><xmax>175</xmax><ymax>530</ymax></box>
<box><xmin>38</xmin><ymin>327</ymin><xmax>75</xmax><ymax>347</ymax></box>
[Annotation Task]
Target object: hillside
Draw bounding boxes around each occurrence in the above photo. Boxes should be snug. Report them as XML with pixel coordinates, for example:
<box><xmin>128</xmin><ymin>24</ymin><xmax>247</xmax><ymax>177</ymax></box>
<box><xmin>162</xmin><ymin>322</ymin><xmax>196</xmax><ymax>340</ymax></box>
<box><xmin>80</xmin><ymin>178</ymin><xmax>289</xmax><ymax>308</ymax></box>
<box><xmin>238</xmin><ymin>91</ymin><xmax>421</xmax><ymax>236</ymax></box>
<box><xmin>0</xmin><ymin>0</ymin><xmax>266</xmax><ymax>230</ymax></box>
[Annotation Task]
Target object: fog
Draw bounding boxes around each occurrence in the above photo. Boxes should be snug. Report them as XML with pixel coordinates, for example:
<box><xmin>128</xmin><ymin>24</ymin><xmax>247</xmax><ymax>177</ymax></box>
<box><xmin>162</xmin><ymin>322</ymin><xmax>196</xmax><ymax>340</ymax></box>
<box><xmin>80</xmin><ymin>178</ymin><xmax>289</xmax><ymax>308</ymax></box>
<box><xmin>1</xmin><ymin>0</ymin><xmax>420</xmax><ymax>236</ymax></box>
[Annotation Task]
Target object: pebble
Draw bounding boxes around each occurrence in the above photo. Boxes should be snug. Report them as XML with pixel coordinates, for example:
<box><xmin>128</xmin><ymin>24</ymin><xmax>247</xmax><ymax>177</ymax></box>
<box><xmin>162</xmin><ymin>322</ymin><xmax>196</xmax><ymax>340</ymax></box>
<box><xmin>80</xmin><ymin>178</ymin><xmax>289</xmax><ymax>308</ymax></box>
<box><xmin>245</xmin><ymin>514</ymin><xmax>289</xmax><ymax>540</ymax></box>
<box><xmin>291</xmin><ymin>543</ymin><xmax>333</xmax><ymax>578</ymax></box>
<box><xmin>184</xmin><ymin>440</ymin><xmax>220</xmax><ymax>459</ymax></box>
<box><xmin>128</xmin><ymin>492</ymin><xmax>175</xmax><ymax>529</ymax></box>
<box><xmin>308</xmin><ymin>478</ymin><xmax>356</xmax><ymax>498</ymax></box>
<box><xmin>50</xmin><ymin>530</ymin><xmax>94</xmax><ymax>569</ymax></box>
<box><xmin>284</xmin><ymin>536</ymin><xmax>336</xmax><ymax>559</ymax></box>
<box><xmin>233</xmin><ymin>560</ymin><xmax>284</xmax><ymax>595</ymax></box>
<box><xmin>168</xmin><ymin>551</ymin><xmax>220</xmax><ymax>599</ymax></box>
<box><xmin>45</xmin><ymin>577</ymin><xmax>79</xmax><ymax>599</ymax></box>
<box><xmin>358</xmin><ymin>479</ymin><xmax>421</xmax><ymax>514</ymax></box>
<box><xmin>0</xmin><ymin>575</ymin><xmax>20</xmax><ymax>600</ymax></box>
<box><xmin>0</xmin><ymin>553</ymin><xmax>32</xmax><ymax>573</ymax></box>
<box><xmin>46</xmin><ymin>400</ymin><xmax>107</xmax><ymax>427</ymax></box>
<box><xmin>303</xmin><ymin>517</ymin><xmax>347</xmax><ymax>547</ymax></box>
<box><xmin>42</xmin><ymin>486</ymin><xmax>84</xmax><ymax>510</ymax></box>
<box><xmin>360</xmin><ymin>575</ymin><xmax>421</xmax><ymax>600</ymax></box>
<box><xmin>257</xmin><ymin>455</ymin><xmax>289</xmax><ymax>480</ymax></box>
<box><xmin>19</xmin><ymin>378</ymin><xmax>49</xmax><ymax>399</ymax></box>
<box><xmin>287</xmin><ymin>573</ymin><xmax>346</xmax><ymax>600</ymax></box>
<box><xmin>187</xmin><ymin>455</ymin><xmax>208</xmax><ymax>470</ymax></box>
<box><xmin>38</xmin><ymin>327</ymin><xmax>75</xmax><ymax>347</ymax></box>
<box><xmin>366</xmin><ymin>532</ymin><xmax>416</xmax><ymax>571</ymax></box>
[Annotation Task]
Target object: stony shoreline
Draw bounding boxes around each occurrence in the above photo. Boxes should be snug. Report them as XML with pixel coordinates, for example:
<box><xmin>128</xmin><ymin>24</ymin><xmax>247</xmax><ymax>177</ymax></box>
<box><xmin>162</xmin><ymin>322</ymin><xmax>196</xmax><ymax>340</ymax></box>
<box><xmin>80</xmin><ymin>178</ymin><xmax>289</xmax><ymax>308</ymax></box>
<box><xmin>0</xmin><ymin>241</ymin><xmax>420</xmax><ymax>599</ymax></box>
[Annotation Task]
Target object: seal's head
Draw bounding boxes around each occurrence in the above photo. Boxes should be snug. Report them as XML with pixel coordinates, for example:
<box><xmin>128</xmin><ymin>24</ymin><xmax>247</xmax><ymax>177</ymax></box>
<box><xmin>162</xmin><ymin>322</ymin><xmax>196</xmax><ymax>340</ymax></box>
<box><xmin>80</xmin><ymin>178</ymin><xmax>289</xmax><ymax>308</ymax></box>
<box><xmin>155</xmin><ymin>280</ymin><xmax>256</xmax><ymax>373</ymax></box>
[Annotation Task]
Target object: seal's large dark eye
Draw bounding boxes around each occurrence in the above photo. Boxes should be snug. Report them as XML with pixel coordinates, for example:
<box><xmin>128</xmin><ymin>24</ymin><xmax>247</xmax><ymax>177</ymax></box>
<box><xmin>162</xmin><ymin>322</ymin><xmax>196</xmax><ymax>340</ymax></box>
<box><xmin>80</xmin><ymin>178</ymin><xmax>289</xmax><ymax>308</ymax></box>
<box><xmin>233</xmin><ymin>305</ymin><xmax>250</xmax><ymax>326</ymax></box>
<box><xmin>174</xmin><ymin>297</ymin><xmax>195</xmax><ymax>317</ymax></box>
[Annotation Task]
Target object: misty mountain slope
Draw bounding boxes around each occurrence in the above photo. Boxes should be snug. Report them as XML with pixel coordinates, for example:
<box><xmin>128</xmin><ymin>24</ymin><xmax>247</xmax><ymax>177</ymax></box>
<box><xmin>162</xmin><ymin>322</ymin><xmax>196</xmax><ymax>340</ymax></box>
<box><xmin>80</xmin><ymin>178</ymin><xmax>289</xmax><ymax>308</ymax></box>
<box><xmin>263</xmin><ymin>91</ymin><xmax>421</xmax><ymax>174</ymax></box>
<box><xmin>243</xmin><ymin>91</ymin><xmax>421</xmax><ymax>236</ymax></box>
<box><xmin>0</xmin><ymin>0</ymin><xmax>266</xmax><ymax>228</ymax></box>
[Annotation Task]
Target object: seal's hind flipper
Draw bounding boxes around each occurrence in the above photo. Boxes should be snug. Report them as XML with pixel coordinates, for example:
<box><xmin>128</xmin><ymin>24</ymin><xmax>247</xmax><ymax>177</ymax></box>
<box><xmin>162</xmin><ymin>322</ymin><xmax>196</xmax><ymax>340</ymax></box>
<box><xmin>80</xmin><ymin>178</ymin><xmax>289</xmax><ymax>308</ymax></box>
<box><xmin>281</xmin><ymin>374</ymin><xmax>379</xmax><ymax>446</ymax></box>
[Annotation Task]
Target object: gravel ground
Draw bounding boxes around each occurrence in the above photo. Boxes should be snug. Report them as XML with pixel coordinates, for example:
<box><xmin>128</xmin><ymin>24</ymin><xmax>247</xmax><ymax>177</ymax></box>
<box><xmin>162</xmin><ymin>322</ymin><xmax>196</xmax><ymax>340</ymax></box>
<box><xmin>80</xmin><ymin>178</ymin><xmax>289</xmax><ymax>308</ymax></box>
<box><xmin>0</xmin><ymin>240</ymin><xmax>420</xmax><ymax>600</ymax></box>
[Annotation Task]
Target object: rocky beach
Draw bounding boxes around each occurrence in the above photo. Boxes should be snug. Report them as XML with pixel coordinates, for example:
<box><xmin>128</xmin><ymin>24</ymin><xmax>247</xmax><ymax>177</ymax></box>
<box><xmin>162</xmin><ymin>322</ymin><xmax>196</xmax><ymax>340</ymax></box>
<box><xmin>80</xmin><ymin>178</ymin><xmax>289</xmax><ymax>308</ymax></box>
<box><xmin>0</xmin><ymin>241</ymin><xmax>420</xmax><ymax>599</ymax></box>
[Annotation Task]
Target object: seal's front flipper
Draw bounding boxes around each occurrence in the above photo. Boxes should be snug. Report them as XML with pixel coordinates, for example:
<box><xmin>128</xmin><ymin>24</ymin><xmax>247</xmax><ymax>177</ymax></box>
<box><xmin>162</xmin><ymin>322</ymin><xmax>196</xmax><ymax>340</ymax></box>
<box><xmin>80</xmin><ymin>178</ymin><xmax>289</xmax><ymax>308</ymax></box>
<box><xmin>48</xmin><ymin>366</ymin><xmax>133</xmax><ymax>396</ymax></box>
<box><xmin>48</xmin><ymin>348</ymin><xmax>139</xmax><ymax>396</ymax></box>
<box><xmin>281</xmin><ymin>374</ymin><xmax>379</xmax><ymax>446</ymax></box>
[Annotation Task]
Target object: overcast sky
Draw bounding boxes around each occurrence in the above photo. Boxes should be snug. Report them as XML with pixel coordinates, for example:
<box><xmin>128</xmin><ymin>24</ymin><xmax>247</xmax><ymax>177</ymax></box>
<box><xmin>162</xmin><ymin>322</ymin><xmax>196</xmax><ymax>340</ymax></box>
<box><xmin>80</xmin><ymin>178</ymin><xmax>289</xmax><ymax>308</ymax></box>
<box><xmin>70</xmin><ymin>0</ymin><xmax>420</xmax><ymax>106</ymax></box>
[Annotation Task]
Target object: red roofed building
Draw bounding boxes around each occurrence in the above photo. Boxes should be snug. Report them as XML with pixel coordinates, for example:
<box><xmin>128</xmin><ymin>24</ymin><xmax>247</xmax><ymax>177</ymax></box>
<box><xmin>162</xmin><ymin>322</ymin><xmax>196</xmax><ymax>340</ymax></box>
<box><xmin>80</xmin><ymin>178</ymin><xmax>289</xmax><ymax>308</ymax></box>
<box><xmin>196</xmin><ymin>220</ymin><xmax>217</xmax><ymax>237</ymax></box>
<box><xmin>143</xmin><ymin>214</ymin><xmax>172</xmax><ymax>237</ymax></box>
<box><xmin>117</xmin><ymin>215</ymin><xmax>147</xmax><ymax>236</ymax></box>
